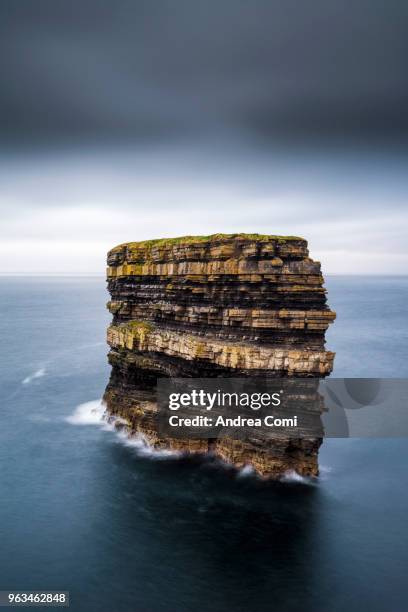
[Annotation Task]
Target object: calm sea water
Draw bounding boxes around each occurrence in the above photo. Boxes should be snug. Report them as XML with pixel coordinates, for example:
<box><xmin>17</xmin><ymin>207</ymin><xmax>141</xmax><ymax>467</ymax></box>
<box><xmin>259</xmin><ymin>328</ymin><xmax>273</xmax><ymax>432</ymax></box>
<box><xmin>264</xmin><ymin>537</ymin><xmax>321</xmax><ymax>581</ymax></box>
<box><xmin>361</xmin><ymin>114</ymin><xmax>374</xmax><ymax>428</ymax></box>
<box><xmin>0</xmin><ymin>276</ymin><xmax>407</xmax><ymax>612</ymax></box>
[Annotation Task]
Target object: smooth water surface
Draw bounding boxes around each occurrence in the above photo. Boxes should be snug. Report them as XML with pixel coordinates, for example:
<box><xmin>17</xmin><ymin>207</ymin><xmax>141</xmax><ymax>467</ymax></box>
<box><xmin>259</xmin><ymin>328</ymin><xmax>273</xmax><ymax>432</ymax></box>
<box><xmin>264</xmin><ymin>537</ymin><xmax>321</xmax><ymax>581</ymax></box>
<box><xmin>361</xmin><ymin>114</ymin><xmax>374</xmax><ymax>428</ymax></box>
<box><xmin>0</xmin><ymin>276</ymin><xmax>407</xmax><ymax>612</ymax></box>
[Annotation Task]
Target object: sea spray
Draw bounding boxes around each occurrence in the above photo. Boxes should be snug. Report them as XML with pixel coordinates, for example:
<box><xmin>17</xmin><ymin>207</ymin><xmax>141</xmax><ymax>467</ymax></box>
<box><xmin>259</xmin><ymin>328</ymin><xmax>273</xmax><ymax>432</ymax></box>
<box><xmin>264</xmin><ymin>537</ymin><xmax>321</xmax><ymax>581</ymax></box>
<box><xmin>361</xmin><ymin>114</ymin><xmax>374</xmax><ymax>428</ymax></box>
<box><xmin>66</xmin><ymin>399</ymin><xmax>182</xmax><ymax>460</ymax></box>
<box><xmin>237</xmin><ymin>464</ymin><xmax>256</xmax><ymax>478</ymax></box>
<box><xmin>280</xmin><ymin>470</ymin><xmax>315</xmax><ymax>485</ymax></box>
<box><xmin>22</xmin><ymin>368</ymin><xmax>46</xmax><ymax>385</ymax></box>
<box><xmin>65</xmin><ymin>399</ymin><xmax>105</xmax><ymax>425</ymax></box>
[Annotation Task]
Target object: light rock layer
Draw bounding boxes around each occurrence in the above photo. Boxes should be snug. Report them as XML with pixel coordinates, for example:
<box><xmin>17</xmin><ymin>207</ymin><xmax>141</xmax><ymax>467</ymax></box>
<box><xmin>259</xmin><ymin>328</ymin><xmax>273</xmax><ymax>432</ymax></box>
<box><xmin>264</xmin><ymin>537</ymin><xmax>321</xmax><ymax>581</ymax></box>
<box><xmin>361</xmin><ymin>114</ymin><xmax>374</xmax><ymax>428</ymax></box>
<box><xmin>103</xmin><ymin>233</ymin><xmax>336</xmax><ymax>478</ymax></box>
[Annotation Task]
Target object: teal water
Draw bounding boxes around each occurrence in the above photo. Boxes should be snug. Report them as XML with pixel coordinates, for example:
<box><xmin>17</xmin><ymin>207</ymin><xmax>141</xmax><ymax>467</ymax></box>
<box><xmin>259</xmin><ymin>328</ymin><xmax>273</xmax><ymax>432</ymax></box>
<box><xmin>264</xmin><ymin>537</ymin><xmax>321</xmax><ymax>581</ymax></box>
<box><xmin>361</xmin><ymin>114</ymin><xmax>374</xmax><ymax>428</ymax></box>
<box><xmin>0</xmin><ymin>276</ymin><xmax>407</xmax><ymax>612</ymax></box>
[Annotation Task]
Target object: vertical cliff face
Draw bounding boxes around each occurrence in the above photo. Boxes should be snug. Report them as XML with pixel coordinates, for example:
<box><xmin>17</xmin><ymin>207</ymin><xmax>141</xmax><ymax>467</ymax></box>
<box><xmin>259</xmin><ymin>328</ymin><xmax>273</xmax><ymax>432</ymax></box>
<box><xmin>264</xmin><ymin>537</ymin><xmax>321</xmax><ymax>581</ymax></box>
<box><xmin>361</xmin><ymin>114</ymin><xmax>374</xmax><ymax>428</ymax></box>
<box><xmin>103</xmin><ymin>233</ymin><xmax>335</xmax><ymax>477</ymax></box>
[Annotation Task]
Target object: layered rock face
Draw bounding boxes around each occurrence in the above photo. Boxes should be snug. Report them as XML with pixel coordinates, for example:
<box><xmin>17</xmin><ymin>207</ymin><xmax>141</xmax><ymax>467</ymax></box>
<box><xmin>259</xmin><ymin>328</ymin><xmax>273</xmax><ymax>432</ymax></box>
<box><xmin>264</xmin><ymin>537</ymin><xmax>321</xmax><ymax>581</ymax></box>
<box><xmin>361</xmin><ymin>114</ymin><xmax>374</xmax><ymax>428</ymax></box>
<box><xmin>103</xmin><ymin>234</ymin><xmax>335</xmax><ymax>478</ymax></box>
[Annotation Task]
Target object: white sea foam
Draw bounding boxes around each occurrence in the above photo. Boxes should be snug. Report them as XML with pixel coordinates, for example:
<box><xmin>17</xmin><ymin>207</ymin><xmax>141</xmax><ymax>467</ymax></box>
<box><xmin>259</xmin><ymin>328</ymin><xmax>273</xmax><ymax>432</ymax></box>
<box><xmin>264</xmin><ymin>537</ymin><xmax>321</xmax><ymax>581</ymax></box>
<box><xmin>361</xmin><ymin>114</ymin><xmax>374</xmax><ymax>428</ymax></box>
<box><xmin>280</xmin><ymin>470</ymin><xmax>313</xmax><ymax>485</ymax></box>
<box><xmin>114</xmin><ymin>430</ymin><xmax>182</xmax><ymax>459</ymax></box>
<box><xmin>237</xmin><ymin>464</ymin><xmax>256</xmax><ymax>478</ymax></box>
<box><xmin>22</xmin><ymin>368</ymin><xmax>46</xmax><ymax>385</ymax></box>
<box><xmin>65</xmin><ymin>399</ymin><xmax>106</xmax><ymax>425</ymax></box>
<box><xmin>66</xmin><ymin>399</ymin><xmax>182</xmax><ymax>459</ymax></box>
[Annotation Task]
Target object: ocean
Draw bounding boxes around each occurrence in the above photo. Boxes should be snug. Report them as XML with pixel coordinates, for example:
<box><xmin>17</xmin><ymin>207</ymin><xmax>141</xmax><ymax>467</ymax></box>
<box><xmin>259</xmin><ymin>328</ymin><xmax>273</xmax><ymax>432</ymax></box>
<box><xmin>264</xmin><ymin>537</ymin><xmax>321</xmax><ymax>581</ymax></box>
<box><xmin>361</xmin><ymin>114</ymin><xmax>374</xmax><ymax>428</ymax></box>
<box><xmin>0</xmin><ymin>276</ymin><xmax>407</xmax><ymax>611</ymax></box>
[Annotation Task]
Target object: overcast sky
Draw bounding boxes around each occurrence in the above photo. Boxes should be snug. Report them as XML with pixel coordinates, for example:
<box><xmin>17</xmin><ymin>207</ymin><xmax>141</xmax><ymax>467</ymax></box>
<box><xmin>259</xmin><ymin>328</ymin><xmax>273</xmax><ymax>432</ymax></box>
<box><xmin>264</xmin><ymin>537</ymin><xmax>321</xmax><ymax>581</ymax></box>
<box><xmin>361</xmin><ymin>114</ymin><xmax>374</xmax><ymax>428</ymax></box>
<box><xmin>0</xmin><ymin>0</ymin><xmax>407</xmax><ymax>274</ymax></box>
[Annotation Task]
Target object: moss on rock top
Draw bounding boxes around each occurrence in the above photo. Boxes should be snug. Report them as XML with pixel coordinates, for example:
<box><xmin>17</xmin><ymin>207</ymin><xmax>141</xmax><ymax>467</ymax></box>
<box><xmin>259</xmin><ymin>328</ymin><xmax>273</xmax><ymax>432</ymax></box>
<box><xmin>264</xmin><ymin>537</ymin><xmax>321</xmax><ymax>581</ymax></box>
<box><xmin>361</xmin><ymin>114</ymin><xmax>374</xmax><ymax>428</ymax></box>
<box><xmin>110</xmin><ymin>233</ymin><xmax>305</xmax><ymax>253</ymax></box>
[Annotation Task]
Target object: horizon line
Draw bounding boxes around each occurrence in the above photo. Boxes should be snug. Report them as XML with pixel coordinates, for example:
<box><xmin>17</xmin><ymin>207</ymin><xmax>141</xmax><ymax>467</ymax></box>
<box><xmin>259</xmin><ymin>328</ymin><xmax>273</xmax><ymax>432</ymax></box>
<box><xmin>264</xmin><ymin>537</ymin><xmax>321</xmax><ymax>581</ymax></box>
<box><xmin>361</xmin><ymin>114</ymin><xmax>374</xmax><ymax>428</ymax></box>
<box><xmin>1</xmin><ymin>273</ymin><xmax>408</xmax><ymax>278</ymax></box>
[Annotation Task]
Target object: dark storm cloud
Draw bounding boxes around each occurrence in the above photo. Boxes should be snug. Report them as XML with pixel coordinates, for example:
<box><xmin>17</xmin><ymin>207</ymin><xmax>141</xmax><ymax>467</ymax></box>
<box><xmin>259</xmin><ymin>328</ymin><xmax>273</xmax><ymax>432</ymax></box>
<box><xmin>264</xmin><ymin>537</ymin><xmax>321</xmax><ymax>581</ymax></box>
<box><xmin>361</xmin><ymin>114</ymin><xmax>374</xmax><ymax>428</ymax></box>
<box><xmin>1</xmin><ymin>0</ymin><xmax>407</xmax><ymax>146</ymax></box>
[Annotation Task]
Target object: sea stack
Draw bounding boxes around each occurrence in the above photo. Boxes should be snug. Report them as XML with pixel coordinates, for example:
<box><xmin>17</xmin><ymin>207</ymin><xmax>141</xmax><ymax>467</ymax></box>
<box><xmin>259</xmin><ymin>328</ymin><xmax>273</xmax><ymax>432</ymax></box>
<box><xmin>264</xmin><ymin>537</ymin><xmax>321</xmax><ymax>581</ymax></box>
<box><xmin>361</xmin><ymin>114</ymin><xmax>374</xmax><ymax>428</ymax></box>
<box><xmin>103</xmin><ymin>234</ymin><xmax>336</xmax><ymax>477</ymax></box>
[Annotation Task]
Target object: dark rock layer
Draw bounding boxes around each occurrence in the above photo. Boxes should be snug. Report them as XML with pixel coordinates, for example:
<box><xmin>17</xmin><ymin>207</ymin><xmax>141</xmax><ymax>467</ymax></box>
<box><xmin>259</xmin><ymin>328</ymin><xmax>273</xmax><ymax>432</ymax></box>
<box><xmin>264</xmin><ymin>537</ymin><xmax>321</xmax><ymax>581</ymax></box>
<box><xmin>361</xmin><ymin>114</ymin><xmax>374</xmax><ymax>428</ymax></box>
<box><xmin>103</xmin><ymin>233</ymin><xmax>335</xmax><ymax>477</ymax></box>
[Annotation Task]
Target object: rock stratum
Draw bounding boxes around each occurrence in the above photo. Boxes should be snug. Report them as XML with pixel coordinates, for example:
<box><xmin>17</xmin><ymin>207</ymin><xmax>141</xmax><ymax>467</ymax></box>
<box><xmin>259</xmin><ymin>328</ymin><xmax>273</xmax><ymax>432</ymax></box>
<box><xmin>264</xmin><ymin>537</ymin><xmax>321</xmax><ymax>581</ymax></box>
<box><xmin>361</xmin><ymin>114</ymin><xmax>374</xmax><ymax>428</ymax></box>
<box><xmin>103</xmin><ymin>234</ymin><xmax>336</xmax><ymax>478</ymax></box>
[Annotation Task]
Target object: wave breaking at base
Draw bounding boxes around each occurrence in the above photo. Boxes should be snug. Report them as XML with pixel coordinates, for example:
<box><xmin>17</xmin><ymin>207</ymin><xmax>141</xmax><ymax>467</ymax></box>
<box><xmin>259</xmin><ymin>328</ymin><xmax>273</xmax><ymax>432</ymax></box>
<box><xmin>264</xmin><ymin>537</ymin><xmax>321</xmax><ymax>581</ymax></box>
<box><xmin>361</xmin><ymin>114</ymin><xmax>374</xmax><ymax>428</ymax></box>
<box><xmin>280</xmin><ymin>470</ymin><xmax>315</xmax><ymax>485</ymax></box>
<box><xmin>65</xmin><ymin>399</ymin><xmax>181</xmax><ymax>460</ymax></box>
<box><xmin>66</xmin><ymin>400</ymin><xmax>324</xmax><ymax>482</ymax></box>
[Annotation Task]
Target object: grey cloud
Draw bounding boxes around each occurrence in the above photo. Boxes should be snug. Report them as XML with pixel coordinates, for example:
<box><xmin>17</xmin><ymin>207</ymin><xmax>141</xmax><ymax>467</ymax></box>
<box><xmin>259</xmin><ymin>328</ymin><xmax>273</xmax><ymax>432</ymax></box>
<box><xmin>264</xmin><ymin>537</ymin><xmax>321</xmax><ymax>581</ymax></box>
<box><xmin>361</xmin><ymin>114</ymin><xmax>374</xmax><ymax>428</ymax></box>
<box><xmin>1</xmin><ymin>0</ymin><xmax>407</xmax><ymax>147</ymax></box>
